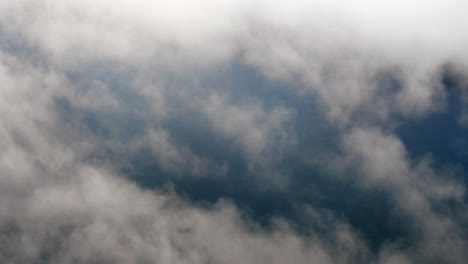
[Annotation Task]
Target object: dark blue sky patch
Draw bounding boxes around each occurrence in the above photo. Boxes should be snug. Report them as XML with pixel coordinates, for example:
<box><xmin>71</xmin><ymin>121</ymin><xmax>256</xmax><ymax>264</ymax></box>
<box><xmin>119</xmin><ymin>63</ymin><xmax>410</xmax><ymax>250</ymax></box>
<box><xmin>52</xmin><ymin>60</ymin><xmax>457</xmax><ymax>253</ymax></box>
<box><xmin>396</xmin><ymin>70</ymin><xmax>468</xmax><ymax>180</ymax></box>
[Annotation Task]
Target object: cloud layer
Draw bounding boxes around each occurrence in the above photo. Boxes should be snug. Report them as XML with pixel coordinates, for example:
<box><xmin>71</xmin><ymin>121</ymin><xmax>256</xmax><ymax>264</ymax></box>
<box><xmin>1</xmin><ymin>1</ymin><xmax>468</xmax><ymax>263</ymax></box>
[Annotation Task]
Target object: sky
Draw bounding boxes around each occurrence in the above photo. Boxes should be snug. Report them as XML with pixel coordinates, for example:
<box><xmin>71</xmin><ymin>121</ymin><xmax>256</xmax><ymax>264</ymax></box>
<box><xmin>0</xmin><ymin>1</ymin><xmax>468</xmax><ymax>263</ymax></box>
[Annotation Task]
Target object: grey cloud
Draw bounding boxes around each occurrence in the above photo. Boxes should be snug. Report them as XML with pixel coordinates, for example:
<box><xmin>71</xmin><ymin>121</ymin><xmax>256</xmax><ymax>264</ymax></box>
<box><xmin>202</xmin><ymin>94</ymin><xmax>295</xmax><ymax>164</ymax></box>
<box><xmin>341</xmin><ymin>127</ymin><xmax>467</xmax><ymax>263</ymax></box>
<box><xmin>2</xmin><ymin>0</ymin><xmax>467</xmax><ymax>124</ymax></box>
<box><xmin>1</xmin><ymin>1</ymin><xmax>468</xmax><ymax>263</ymax></box>
<box><xmin>0</xmin><ymin>45</ymin><xmax>357</xmax><ymax>264</ymax></box>
<box><xmin>133</xmin><ymin>129</ymin><xmax>228</xmax><ymax>177</ymax></box>
<box><xmin>7</xmin><ymin>166</ymin><xmax>361</xmax><ymax>264</ymax></box>
<box><xmin>0</xmin><ymin>11</ymin><xmax>353</xmax><ymax>263</ymax></box>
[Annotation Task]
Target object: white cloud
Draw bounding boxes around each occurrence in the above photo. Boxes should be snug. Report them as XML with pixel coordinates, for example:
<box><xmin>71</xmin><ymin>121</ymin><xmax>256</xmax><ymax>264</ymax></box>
<box><xmin>0</xmin><ymin>45</ymin><xmax>349</xmax><ymax>264</ymax></box>
<box><xmin>1</xmin><ymin>0</ymin><xmax>467</xmax><ymax>126</ymax></box>
<box><xmin>8</xmin><ymin>166</ymin><xmax>356</xmax><ymax>264</ymax></box>
<box><xmin>0</xmin><ymin>0</ymin><xmax>468</xmax><ymax>263</ymax></box>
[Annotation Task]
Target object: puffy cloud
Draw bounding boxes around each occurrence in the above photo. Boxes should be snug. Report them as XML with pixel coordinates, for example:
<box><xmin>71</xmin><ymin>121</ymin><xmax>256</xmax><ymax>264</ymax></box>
<box><xmin>341</xmin><ymin>128</ymin><xmax>467</xmax><ymax>262</ymax></box>
<box><xmin>3</xmin><ymin>166</ymin><xmax>366</xmax><ymax>264</ymax></box>
<box><xmin>0</xmin><ymin>0</ymin><xmax>468</xmax><ymax>263</ymax></box>
<box><xmin>202</xmin><ymin>94</ymin><xmax>295</xmax><ymax>165</ymax></box>
<box><xmin>0</xmin><ymin>44</ymin><xmax>358</xmax><ymax>263</ymax></box>
<box><xmin>1</xmin><ymin>0</ymin><xmax>467</xmax><ymax>125</ymax></box>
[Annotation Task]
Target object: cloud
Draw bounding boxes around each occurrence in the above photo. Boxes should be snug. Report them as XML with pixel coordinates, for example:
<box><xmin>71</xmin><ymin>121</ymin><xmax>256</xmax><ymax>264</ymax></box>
<box><xmin>2</xmin><ymin>0</ymin><xmax>468</xmax><ymax>125</ymax></box>
<box><xmin>202</xmin><ymin>93</ymin><xmax>295</xmax><ymax>165</ymax></box>
<box><xmin>134</xmin><ymin>128</ymin><xmax>228</xmax><ymax>177</ymax></box>
<box><xmin>4</xmin><ymin>165</ymin><xmax>370</xmax><ymax>264</ymax></box>
<box><xmin>0</xmin><ymin>44</ymin><xmax>355</xmax><ymax>263</ymax></box>
<box><xmin>0</xmin><ymin>0</ymin><xmax>468</xmax><ymax>263</ymax></box>
<box><xmin>341</xmin><ymin>127</ymin><xmax>467</xmax><ymax>262</ymax></box>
